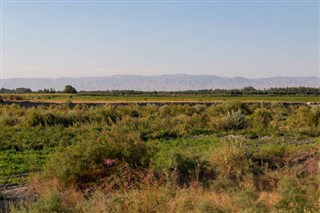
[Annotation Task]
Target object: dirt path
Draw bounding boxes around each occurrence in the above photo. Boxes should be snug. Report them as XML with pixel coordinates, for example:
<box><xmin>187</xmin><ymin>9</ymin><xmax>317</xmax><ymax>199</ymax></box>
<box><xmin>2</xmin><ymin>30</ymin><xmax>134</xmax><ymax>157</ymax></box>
<box><xmin>0</xmin><ymin>184</ymin><xmax>29</xmax><ymax>212</ymax></box>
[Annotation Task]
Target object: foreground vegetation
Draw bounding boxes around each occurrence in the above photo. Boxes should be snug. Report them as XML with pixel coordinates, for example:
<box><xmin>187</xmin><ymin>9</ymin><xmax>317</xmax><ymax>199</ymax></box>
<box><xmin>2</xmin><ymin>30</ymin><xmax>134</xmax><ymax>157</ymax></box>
<box><xmin>0</xmin><ymin>101</ymin><xmax>320</xmax><ymax>212</ymax></box>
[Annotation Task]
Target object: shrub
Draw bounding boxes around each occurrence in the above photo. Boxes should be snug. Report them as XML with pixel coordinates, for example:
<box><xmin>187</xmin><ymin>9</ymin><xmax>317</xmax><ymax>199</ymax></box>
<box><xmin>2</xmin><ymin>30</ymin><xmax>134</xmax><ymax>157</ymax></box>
<box><xmin>287</xmin><ymin>106</ymin><xmax>314</xmax><ymax>129</ymax></box>
<box><xmin>219</xmin><ymin>110</ymin><xmax>247</xmax><ymax>131</ymax></box>
<box><xmin>173</xmin><ymin>154</ymin><xmax>212</xmax><ymax>185</ymax></box>
<box><xmin>42</xmin><ymin>141</ymin><xmax>106</xmax><ymax>185</ymax></box>
<box><xmin>251</xmin><ymin>108</ymin><xmax>272</xmax><ymax>130</ymax></box>
<box><xmin>219</xmin><ymin>101</ymin><xmax>251</xmax><ymax>115</ymax></box>
<box><xmin>148</xmin><ymin>137</ymin><xmax>219</xmax><ymax>178</ymax></box>
<box><xmin>184</xmin><ymin>114</ymin><xmax>210</xmax><ymax>134</ymax></box>
<box><xmin>211</xmin><ymin>143</ymin><xmax>251</xmax><ymax>181</ymax></box>
<box><xmin>43</xmin><ymin>131</ymin><xmax>148</xmax><ymax>185</ymax></box>
<box><xmin>311</xmin><ymin>106</ymin><xmax>320</xmax><ymax>127</ymax></box>
<box><xmin>27</xmin><ymin>112</ymin><xmax>72</xmax><ymax>127</ymax></box>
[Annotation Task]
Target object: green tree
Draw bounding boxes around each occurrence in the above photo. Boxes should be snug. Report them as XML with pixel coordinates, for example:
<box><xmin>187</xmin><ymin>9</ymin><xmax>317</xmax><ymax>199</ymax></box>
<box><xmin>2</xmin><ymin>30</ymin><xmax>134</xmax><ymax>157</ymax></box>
<box><xmin>15</xmin><ymin>88</ymin><xmax>32</xmax><ymax>93</ymax></box>
<box><xmin>63</xmin><ymin>85</ymin><xmax>77</xmax><ymax>94</ymax></box>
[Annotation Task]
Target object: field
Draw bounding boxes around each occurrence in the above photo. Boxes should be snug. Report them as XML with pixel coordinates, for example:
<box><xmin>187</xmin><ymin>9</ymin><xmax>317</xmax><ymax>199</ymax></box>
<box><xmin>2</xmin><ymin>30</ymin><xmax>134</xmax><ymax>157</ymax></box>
<box><xmin>1</xmin><ymin>93</ymin><xmax>320</xmax><ymax>103</ymax></box>
<box><xmin>1</xmin><ymin>98</ymin><xmax>320</xmax><ymax>212</ymax></box>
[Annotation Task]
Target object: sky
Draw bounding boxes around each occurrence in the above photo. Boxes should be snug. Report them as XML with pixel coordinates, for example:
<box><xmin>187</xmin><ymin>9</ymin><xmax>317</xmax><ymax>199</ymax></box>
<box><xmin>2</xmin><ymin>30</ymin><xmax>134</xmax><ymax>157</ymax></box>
<box><xmin>1</xmin><ymin>0</ymin><xmax>319</xmax><ymax>79</ymax></box>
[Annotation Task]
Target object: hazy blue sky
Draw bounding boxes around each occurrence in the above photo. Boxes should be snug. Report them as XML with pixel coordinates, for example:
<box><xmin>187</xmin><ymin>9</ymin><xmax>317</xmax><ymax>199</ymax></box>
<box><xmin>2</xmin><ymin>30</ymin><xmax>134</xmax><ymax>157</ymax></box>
<box><xmin>1</xmin><ymin>0</ymin><xmax>319</xmax><ymax>78</ymax></box>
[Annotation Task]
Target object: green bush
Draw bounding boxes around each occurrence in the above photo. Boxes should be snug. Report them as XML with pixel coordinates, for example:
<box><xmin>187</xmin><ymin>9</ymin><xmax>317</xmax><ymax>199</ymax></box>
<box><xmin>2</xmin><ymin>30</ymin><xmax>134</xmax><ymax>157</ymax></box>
<box><xmin>219</xmin><ymin>101</ymin><xmax>251</xmax><ymax>115</ymax></box>
<box><xmin>43</xmin><ymin>131</ymin><xmax>148</xmax><ymax>185</ymax></box>
<box><xmin>27</xmin><ymin>112</ymin><xmax>72</xmax><ymax>127</ymax></box>
<box><xmin>148</xmin><ymin>137</ymin><xmax>219</xmax><ymax>173</ymax></box>
<box><xmin>211</xmin><ymin>143</ymin><xmax>251</xmax><ymax>181</ymax></box>
<box><xmin>173</xmin><ymin>153</ymin><xmax>212</xmax><ymax>185</ymax></box>
<box><xmin>43</xmin><ymin>140</ymin><xmax>107</xmax><ymax>185</ymax></box>
<box><xmin>251</xmin><ymin>108</ymin><xmax>272</xmax><ymax>130</ymax></box>
<box><xmin>219</xmin><ymin>110</ymin><xmax>247</xmax><ymax>131</ymax></box>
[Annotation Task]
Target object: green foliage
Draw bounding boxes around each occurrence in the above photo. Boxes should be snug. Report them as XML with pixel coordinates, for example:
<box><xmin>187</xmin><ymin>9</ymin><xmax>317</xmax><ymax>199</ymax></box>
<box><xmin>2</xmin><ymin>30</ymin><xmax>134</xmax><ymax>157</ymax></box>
<box><xmin>253</xmin><ymin>144</ymin><xmax>286</xmax><ymax>159</ymax></box>
<box><xmin>251</xmin><ymin>108</ymin><xmax>272</xmax><ymax>130</ymax></box>
<box><xmin>211</xmin><ymin>143</ymin><xmax>251</xmax><ymax>181</ymax></box>
<box><xmin>148</xmin><ymin>137</ymin><xmax>219</xmax><ymax>173</ymax></box>
<box><xmin>37</xmin><ymin>88</ymin><xmax>56</xmax><ymax>93</ymax></box>
<box><xmin>0</xmin><ymin>98</ymin><xmax>320</xmax><ymax>138</ymax></box>
<box><xmin>221</xmin><ymin>101</ymin><xmax>251</xmax><ymax>114</ymax></box>
<box><xmin>0</xmin><ymin>126</ymin><xmax>96</xmax><ymax>151</ymax></box>
<box><xmin>219</xmin><ymin>110</ymin><xmax>247</xmax><ymax>131</ymax></box>
<box><xmin>27</xmin><ymin>112</ymin><xmax>73</xmax><ymax>127</ymax></box>
<box><xmin>43</xmin><ymin>131</ymin><xmax>148</xmax><ymax>185</ymax></box>
<box><xmin>287</xmin><ymin>106</ymin><xmax>315</xmax><ymax>129</ymax></box>
<box><xmin>43</xmin><ymin>140</ymin><xmax>107</xmax><ymax>185</ymax></box>
<box><xmin>0</xmin><ymin>149</ymin><xmax>49</xmax><ymax>184</ymax></box>
<box><xmin>63</xmin><ymin>85</ymin><xmax>77</xmax><ymax>94</ymax></box>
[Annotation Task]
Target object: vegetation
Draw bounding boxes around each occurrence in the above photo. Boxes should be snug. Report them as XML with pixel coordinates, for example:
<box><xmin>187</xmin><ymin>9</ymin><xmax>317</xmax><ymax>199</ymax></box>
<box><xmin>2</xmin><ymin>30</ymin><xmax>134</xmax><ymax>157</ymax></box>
<box><xmin>37</xmin><ymin>88</ymin><xmax>56</xmax><ymax>93</ymax></box>
<box><xmin>0</xmin><ymin>102</ymin><xmax>320</xmax><ymax>212</ymax></box>
<box><xmin>1</xmin><ymin>93</ymin><xmax>320</xmax><ymax>103</ymax></box>
<box><xmin>1</xmin><ymin>86</ymin><xmax>320</xmax><ymax>104</ymax></box>
<box><xmin>4</xmin><ymin>86</ymin><xmax>320</xmax><ymax>95</ymax></box>
<box><xmin>63</xmin><ymin>85</ymin><xmax>77</xmax><ymax>94</ymax></box>
<box><xmin>0</xmin><ymin>87</ymin><xmax>32</xmax><ymax>94</ymax></box>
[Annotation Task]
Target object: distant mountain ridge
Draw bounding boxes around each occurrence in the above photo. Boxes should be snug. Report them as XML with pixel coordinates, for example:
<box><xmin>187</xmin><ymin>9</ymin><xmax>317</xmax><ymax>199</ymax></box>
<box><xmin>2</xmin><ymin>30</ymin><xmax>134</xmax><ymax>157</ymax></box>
<box><xmin>2</xmin><ymin>74</ymin><xmax>320</xmax><ymax>91</ymax></box>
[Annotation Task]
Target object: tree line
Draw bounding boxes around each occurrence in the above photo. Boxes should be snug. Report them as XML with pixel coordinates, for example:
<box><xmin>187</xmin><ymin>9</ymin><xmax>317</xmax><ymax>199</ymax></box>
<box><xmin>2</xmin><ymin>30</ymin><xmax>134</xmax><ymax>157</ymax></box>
<box><xmin>0</xmin><ymin>85</ymin><xmax>77</xmax><ymax>94</ymax></box>
<box><xmin>1</xmin><ymin>86</ymin><xmax>320</xmax><ymax>95</ymax></box>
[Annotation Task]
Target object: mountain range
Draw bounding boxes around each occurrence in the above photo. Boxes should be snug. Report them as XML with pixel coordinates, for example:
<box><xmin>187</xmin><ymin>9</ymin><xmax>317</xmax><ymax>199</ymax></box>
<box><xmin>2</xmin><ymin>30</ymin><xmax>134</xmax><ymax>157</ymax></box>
<box><xmin>2</xmin><ymin>74</ymin><xmax>320</xmax><ymax>91</ymax></box>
